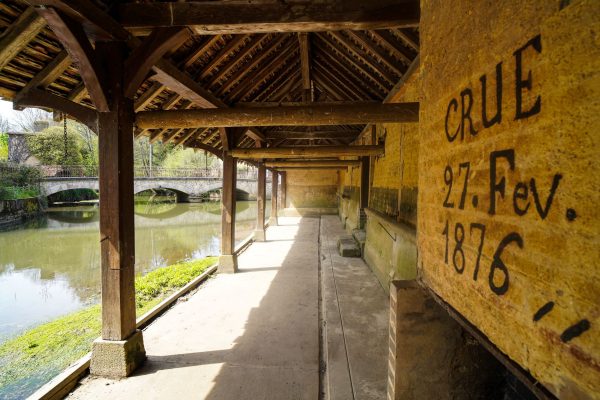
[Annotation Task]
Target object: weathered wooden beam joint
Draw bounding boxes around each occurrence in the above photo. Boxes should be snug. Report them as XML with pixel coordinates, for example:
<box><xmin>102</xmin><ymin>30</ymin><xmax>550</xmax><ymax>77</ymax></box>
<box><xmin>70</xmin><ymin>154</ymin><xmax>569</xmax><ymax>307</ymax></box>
<box><xmin>230</xmin><ymin>145</ymin><xmax>384</xmax><ymax>159</ymax></box>
<box><xmin>14</xmin><ymin>88</ymin><xmax>98</xmax><ymax>131</ymax></box>
<box><xmin>124</xmin><ymin>27</ymin><xmax>191</xmax><ymax>98</ymax></box>
<box><xmin>135</xmin><ymin>103</ymin><xmax>419</xmax><ymax>129</ymax></box>
<box><xmin>36</xmin><ymin>7</ymin><xmax>109</xmax><ymax>111</ymax></box>
<box><xmin>117</xmin><ymin>1</ymin><xmax>420</xmax><ymax>34</ymax></box>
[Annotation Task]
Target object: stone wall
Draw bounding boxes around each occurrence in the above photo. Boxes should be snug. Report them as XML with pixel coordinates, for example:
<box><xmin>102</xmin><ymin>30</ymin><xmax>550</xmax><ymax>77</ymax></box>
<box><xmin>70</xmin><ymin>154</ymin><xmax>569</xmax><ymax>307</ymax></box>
<box><xmin>285</xmin><ymin>169</ymin><xmax>338</xmax><ymax>213</ymax></box>
<box><xmin>0</xmin><ymin>197</ymin><xmax>43</xmax><ymax>230</ymax></box>
<box><xmin>418</xmin><ymin>1</ymin><xmax>599</xmax><ymax>398</ymax></box>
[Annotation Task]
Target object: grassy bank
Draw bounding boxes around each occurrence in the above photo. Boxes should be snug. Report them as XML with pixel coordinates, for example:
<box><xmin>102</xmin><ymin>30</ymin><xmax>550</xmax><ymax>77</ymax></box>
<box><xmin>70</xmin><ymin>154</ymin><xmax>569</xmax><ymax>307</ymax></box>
<box><xmin>0</xmin><ymin>256</ymin><xmax>216</xmax><ymax>399</ymax></box>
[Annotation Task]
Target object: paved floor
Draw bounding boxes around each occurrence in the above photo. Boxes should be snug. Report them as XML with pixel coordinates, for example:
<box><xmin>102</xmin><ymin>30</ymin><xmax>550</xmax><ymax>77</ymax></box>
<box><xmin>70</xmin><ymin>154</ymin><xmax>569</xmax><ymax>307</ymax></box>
<box><xmin>320</xmin><ymin>216</ymin><xmax>389</xmax><ymax>400</ymax></box>
<box><xmin>68</xmin><ymin>216</ymin><xmax>388</xmax><ymax>400</ymax></box>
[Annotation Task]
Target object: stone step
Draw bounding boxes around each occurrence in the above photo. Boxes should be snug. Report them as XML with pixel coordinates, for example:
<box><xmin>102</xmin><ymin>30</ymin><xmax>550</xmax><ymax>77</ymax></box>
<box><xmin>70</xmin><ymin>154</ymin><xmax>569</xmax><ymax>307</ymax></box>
<box><xmin>337</xmin><ymin>235</ymin><xmax>361</xmax><ymax>257</ymax></box>
<box><xmin>352</xmin><ymin>229</ymin><xmax>366</xmax><ymax>255</ymax></box>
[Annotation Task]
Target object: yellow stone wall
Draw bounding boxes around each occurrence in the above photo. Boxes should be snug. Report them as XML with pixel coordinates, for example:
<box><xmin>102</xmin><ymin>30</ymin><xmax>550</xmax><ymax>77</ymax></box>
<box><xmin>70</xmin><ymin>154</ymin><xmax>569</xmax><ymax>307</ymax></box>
<box><xmin>286</xmin><ymin>169</ymin><xmax>338</xmax><ymax>209</ymax></box>
<box><xmin>418</xmin><ymin>1</ymin><xmax>599</xmax><ymax>398</ymax></box>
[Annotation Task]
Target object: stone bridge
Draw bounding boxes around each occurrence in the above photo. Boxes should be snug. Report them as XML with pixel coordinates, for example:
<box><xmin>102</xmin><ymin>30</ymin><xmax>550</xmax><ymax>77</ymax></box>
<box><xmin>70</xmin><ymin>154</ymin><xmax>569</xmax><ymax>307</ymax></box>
<box><xmin>41</xmin><ymin>176</ymin><xmax>270</xmax><ymax>201</ymax></box>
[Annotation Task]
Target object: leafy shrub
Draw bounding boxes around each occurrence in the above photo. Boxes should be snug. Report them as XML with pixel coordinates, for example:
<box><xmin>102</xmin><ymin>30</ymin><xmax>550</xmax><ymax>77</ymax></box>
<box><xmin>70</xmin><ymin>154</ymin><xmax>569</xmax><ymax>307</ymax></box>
<box><xmin>26</xmin><ymin>127</ymin><xmax>89</xmax><ymax>166</ymax></box>
<box><xmin>0</xmin><ymin>162</ymin><xmax>41</xmax><ymax>200</ymax></box>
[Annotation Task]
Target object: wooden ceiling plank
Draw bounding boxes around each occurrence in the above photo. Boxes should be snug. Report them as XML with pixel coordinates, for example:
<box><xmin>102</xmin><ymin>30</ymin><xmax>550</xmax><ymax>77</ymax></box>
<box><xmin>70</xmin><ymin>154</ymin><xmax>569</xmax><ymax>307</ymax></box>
<box><xmin>373</xmin><ymin>29</ymin><xmax>414</xmax><ymax>64</ymax></box>
<box><xmin>117</xmin><ymin>1</ymin><xmax>420</xmax><ymax>34</ymax></box>
<box><xmin>124</xmin><ymin>27</ymin><xmax>191</xmax><ymax>98</ymax></box>
<box><xmin>345</xmin><ymin>30</ymin><xmax>404</xmax><ymax>76</ymax></box>
<box><xmin>228</xmin><ymin>41</ymin><xmax>298</xmax><ymax>101</ymax></box>
<box><xmin>312</xmin><ymin>72</ymin><xmax>346</xmax><ymax>102</ymax></box>
<box><xmin>134</xmin><ymin>81</ymin><xmax>165</xmax><ymax>112</ymax></box>
<box><xmin>197</xmin><ymin>34</ymin><xmax>250</xmax><ymax>81</ymax></box>
<box><xmin>14</xmin><ymin>49</ymin><xmax>71</xmax><ymax>102</ymax></box>
<box><xmin>217</xmin><ymin>34</ymin><xmax>290</xmax><ymax>96</ymax></box>
<box><xmin>0</xmin><ymin>7</ymin><xmax>47</xmax><ymax>72</ymax></box>
<box><xmin>328</xmin><ymin>31</ymin><xmax>396</xmax><ymax>84</ymax></box>
<box><xmin>182</xmin><ymin>35</ymin><xmax>223</xmax><ymax>70</ymax></box>
<box><xmin>315</xmin><ymin>33</ymin><xmax>389</xmax><ymax>94</ymax></box>
<box><xmin>253</xmin><ymin>62</ymin><xmax>300</xmax><ymax>103</ymax></box>
<box><xmin>136</xmin><ymin>102</ymin><xmax>419</xmax><ymax>129</ymax></box>
<box><xmin>210</xmin><ymin>34</ymin><xmax>268</xmax><ymax>86</ymax></box>
<box><xmin>393</xmin><ymin>28</ymin><xmax>419</xmax><ymax>51</ymax></box>
<box><xmin>264</xmin><ymin>70</ymin><xmax>301</xmax><ymax>103</ymax></box>
<box><xmin>313</xmin><ymin>43</ymin><xmax>384</xmax><ymax>98</ymax></box>
<box><xmin>313</xmin><ymin>57</ymin><xmax>370</xmax><ymax>99</ymax></box>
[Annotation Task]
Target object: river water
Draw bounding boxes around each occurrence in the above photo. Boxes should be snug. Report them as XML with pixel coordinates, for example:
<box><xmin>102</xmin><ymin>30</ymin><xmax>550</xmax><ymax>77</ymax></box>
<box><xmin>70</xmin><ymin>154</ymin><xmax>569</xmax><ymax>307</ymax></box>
<box><xmin>0</xmin><ymin>200</ymin><xmax>267</xmax><ymax>344</ymax></box>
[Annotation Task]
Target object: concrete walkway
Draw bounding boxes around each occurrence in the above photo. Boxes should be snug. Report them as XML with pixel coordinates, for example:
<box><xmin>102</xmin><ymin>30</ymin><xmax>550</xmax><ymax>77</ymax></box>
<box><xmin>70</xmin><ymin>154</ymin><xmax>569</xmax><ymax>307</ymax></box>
<box><xmin>68</xmin><ymin>216</ymin><xmax>389</xmax><ymax>399</ymax></box>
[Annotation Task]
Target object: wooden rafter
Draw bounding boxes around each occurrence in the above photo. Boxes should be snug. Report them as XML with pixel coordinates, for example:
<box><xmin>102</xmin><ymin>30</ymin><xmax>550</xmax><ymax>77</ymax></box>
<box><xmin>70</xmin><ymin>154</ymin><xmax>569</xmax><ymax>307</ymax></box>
<box><xmin>217</xmin><ymin>34</ymin><xmax>291</xmax><ymax>97</ymax></box>
<box><xmin>298</xmin><ymin>33</ymin><xmax>312</xmax><ymax>102</ymax></box>
<box><xmin>117</xmin><ymin>1</ymin><xmax>420</xmax><ymax>34</ymax></box>
<box><xmin>196</xmin><ymin>34</ymin><xmax>250</xmax><ymax>81</ymax></box>
<box><xmin>14</xmin><ymin>49</ymin><xmax>71</xmax><ymax>101</ymax></box>
<box><xmin>0</xmin><ymin>7</ymin><xmax>47</xmax><ymax>71</ymax></box>
<box><xmin>209</xmin><ymin>34</ymin><xmax>268</xmax><ymax>86</ymax></box>
<box><xmin>345</xmin><ymin>30</ymin><xmax>404</xmax><ymax>77</ymax></box>
<box><xmin>124</xmin><ymin>27</ymin><xmax>191</xmax><ymax>98</ymax></box>
<box><xmin>134</xmin><ymin>81</ymin><xmax>164</xmax><ymax>112</ymax></box>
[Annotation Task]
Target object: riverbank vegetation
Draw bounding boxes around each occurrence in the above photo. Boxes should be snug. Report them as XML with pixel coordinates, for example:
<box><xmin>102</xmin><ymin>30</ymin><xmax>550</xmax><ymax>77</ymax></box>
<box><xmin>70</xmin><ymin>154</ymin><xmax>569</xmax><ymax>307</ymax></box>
<box><xmin>0</xmin><ymin>161</ymin><xmax>41</xmax><ymax>200</ymax></box>
<box><xmin>0</xmin><ymin>256</ymin><xmax>217</xmax><ymax>399</ymax></box>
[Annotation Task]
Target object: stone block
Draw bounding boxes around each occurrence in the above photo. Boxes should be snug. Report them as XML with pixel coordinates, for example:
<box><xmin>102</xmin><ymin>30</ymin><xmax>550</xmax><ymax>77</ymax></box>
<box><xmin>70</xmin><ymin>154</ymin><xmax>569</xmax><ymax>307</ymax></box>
<box><xmin>253</xmin><ymin>229</ymin><xmax>266</xmax><ymax>242</ymax></box>
<box><xmin>351</xmin><ymin>229</ymin><xmax>366</xmax><ymax>254</ymax></box>
<box><xmin>90</xmin><ymin>330</ymin><xmax>146</xmax><ymax>378</ymax></box>
<box><xmin>218</xmin><ymin>254</ymin><xmax>238</xmax><ymax>273</ymax></box>
<box><xmin>337</xmin><ymin>236</ymin><xmax>361</xmax><ymax>258</ymax></box>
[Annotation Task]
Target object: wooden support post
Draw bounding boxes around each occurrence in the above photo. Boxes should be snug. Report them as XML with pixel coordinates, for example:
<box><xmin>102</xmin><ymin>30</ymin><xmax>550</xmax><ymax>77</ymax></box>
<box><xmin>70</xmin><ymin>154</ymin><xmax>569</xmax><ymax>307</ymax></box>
<box><xmin>270</xmin><ymin>170</ymin><xmax>279</xmax><ymax>227</ymax></box>
<box><xmin>219</xmin><ymin>153</ymin><xmax>237</xmax><ymax>273</ymax></box>
<box><xmin>280</xmin><ymin>171</ymin><xmax>287</xmax><ymax>210</ymax></box>
<box><xmin>254</xmin><ymin>163</ymin><xmax>267</xmax><ymax>242</ymax></box>
<box><xmin>359</xmin><ymin>156</ymin><xmax>369</xmax><ymax>229</ymax></box>
<box><xmin>91</xmin><ymin>41</ymin><xmax>145</xmax><ymax>378</ymax></box>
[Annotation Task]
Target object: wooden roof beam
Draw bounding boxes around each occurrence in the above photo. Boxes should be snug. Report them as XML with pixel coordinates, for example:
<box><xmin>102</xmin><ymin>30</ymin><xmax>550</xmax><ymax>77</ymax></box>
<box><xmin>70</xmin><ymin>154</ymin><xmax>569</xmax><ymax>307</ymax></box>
<box><xmin>298</xmin><ymin>33</ymin><xmax>312</xmax><ymax>102</ymax></box>
<box><xmin>266</xmin><ymin>160</ymin><xmax>361</xmax><ymax>168</ymax></box>
<box><xmin>266</xmin><ymin>130</ymin><xmax>360</xmax><ymax>140</ymax></box>
<box><xmin>136</xmin><ymin>102</ymin><xmax>419</xmax><ymax>129</ymax></box>
<box><xmin>230</xmin><ymin>145</ymin><xmax>384</xmax><ymax>159</ymax></box>
<box><xmin>0</xmin><ymin>7</ymin><xmax>47</xmax><ymax>72</ymax></box>
<box><xmin>117</xmin><ymin>1</ymin><xmax>420</xmax><ymax>34</ymax></box>
<box><xmin>36</xmin><ymin>7</ymin><xmax>109</xmax><ymax>111</ymax></box>
<box><xmin>124</xmin><ymin>27</ymin><xmax>191</xmax><ymax>98</ymax></box>
<box><xmin>134</xmin><ymin>81</ymin><xmax>165</xmax><ymax>112</ymax></box>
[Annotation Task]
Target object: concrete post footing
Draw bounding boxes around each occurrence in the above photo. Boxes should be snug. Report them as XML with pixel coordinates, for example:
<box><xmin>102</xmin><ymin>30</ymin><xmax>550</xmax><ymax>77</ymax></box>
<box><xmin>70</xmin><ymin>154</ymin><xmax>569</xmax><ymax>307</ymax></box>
<box><xmin>90</xmin><ymin>329</ymin><xmax>146</xmax><ymax>378</ymax></box>
<box><xmin>253</xmin><ymin>229</ymin><xmax>266</xmax><ymax>242</ymax></box>
<box><xmin>218</xmin><ymin>254</ymin><xmax>238</xmax><ymax>273</ymax></box>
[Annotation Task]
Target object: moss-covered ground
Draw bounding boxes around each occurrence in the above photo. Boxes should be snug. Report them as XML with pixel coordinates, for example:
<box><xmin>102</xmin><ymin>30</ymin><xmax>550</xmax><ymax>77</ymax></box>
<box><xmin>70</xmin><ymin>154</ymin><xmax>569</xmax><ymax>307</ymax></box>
<box><xmin>0</xmin><ymin>256</ymin><xmax>216</xmax><ymax>399</ymax></box>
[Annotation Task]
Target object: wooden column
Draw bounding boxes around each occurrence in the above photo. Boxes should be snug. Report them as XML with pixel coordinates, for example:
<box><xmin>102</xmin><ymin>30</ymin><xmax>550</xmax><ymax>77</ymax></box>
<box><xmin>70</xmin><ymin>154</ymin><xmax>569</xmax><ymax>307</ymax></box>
<box><xmin>96</xmin><ymin>42</ymin><xmax>136</xmax><ymax>341</ymax></box>
<box><xmin>219</xmin><ymin>152</ymin><xmax>237</xmax><ymax>272</ymax></box>
<box><xmin>91</xmin><ymin>41</ymin><xmax>145</xmax><ymax>378</ymax></box>
<box><xmin>359</xmin><ymin>156</ymin><xmax>370</xmax><ymax>229</ymax></box>
<box><xmin>280</xmin><ymin>171</ymin><xmax>287</xmax><ymax>210</ymax></box>
<box><xmin>270</xmin><ymin>170</ymin><xmax>279</xmax><ymax>226</ymax></box>
<box><xmin>254</xmin><ymin>163</ymin><xmax>266</xmax><ymax>241</ymax></box>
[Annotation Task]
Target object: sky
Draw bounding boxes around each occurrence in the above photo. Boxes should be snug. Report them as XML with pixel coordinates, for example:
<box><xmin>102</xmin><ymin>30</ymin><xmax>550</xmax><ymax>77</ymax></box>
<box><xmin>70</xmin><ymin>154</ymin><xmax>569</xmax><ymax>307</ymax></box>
<box><xmin>0</xmin><ymin>99</ymin><xmax>19</xmax><ymax>124</ymax></box>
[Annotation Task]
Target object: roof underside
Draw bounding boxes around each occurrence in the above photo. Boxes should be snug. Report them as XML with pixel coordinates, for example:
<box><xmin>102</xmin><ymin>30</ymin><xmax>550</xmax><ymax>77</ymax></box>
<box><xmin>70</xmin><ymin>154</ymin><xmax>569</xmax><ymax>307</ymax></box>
<box><xmin>0</xmin><ymin>1</ymin><xmax>419</xmax><ymax>152</ymax></box>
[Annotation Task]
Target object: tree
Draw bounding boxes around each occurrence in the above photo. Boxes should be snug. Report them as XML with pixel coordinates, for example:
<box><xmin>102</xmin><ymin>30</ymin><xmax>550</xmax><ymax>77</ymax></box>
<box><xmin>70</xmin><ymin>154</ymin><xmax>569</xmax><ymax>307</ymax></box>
<box><xmin>71</xmin><ymin>120</ymin><xmax>98</xmax><ymax>167</ymax></box>
<box><xmin>0</xmin><ymin>133</ymin><xmax>7</xmax><ymax>160</ymax></box>
<box><xmin>14</xmin><ymin>108</ymin><xmax>51</xmax><ymax>132</ymax></box>
<box><xmin>162</xmin><ymin>147</ymin><xmax>218</xmax><ymax>169</ymax></box>
<box><xmin>27</xmin><ymin>126</ymin><xmax>86</xmax><ymax>165</ymax></box>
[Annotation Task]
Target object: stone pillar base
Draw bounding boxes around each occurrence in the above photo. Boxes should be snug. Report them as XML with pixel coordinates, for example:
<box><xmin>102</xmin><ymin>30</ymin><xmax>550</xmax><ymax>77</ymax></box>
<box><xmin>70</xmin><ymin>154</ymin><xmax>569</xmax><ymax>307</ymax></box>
<box><xmin>269</xmin><ymin>216</ymin><xmax>278</xmax><ymax>226</ymax></box>
<box><xmin>218</xmin><ymin>254</ymin><xmax>238</xmax><ymax>273</ymax></box>
<box><xmin>90</xmin><ymin>330</ymin><xmax>146</xmax><ymax>378</ymax></box>
<box><xmin>253</xmin><ymin>229</ymin><xmax>266</xmax><ymax>242</ymax></box>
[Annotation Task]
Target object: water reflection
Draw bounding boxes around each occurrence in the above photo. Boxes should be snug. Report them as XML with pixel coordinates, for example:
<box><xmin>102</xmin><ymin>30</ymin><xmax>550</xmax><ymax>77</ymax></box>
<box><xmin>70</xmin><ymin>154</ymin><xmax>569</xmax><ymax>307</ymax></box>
<box><xmin>0</xmin><ymin>200</ymin><xmax>268</xmax><ymax>343</ymax></box>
